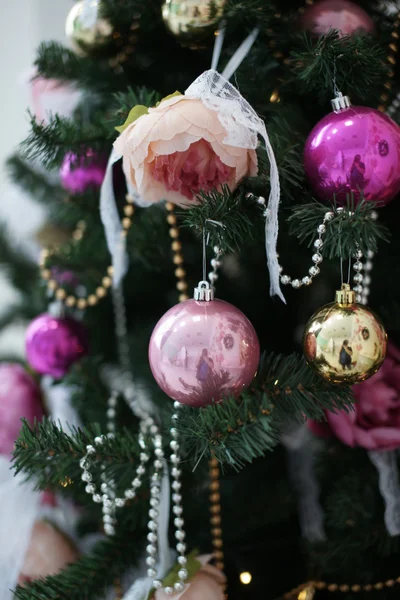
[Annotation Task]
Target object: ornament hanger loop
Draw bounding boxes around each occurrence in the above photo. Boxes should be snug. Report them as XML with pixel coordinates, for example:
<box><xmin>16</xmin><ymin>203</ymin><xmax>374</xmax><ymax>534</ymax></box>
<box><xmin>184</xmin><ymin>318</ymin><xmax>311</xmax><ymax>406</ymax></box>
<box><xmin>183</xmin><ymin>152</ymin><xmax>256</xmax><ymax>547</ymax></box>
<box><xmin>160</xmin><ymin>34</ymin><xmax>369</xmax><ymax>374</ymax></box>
<box><xmin>339</xmin><ymin>256</ymin><xmax>352</xmax><ymax>287</ymax></box>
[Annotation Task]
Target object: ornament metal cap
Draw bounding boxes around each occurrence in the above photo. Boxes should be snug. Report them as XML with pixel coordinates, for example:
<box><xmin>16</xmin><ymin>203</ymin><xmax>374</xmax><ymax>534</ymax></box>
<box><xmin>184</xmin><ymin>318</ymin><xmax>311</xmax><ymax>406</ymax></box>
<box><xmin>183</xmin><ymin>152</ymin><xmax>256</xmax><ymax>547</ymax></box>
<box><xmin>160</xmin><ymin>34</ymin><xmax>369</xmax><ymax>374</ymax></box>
<box><xmin>194</xmin><ymin>280</ymin><xmax>214</xmax><ymax>301</ymax></box>
<box><xmin>331</xmin><ymin>92</ymin><xmax>352</xmax><ymax>113</ymax></box>
<box><xmin>335</xmin><ymin>283</ymin><xmax>356</xmax><ymax>307</ymax></box>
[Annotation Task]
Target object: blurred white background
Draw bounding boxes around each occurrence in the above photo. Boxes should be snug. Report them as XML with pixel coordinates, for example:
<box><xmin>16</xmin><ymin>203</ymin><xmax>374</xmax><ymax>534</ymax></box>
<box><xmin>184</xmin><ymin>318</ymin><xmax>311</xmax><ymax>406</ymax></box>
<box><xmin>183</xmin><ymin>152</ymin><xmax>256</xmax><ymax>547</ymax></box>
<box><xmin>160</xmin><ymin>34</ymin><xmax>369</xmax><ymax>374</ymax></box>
<box><xmin>0</xmin><ymin>0</ymin><xmax>71</xmax><ymax>354</ymax></box>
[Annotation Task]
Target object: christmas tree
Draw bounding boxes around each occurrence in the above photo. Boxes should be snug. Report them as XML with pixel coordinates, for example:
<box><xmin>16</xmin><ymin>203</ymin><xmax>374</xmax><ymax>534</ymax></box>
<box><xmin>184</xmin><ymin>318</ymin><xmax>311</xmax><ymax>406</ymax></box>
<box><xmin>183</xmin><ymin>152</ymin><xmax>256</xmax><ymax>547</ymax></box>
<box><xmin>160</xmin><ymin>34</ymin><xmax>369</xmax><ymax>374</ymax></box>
<box><xmin>2</xmin><ymin>0</ymin><xmax>400</xmax><ymax>598</ymax></box>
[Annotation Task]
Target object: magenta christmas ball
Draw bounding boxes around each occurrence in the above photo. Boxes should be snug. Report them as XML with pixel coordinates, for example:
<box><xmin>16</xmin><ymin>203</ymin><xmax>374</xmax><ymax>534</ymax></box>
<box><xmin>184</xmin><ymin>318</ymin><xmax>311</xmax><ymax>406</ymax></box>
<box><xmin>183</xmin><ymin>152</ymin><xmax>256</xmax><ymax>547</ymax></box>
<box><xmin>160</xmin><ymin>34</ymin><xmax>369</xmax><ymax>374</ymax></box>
<box><xmin>0</xmin><ymin>363</ymin><xmax>43</xmax><ymax>456</ymax></box>
<box><xmin>149</xmin><ymin>297</ymin><xmax>260</xmax><ymax>407</ymax></box>
<box><xmin>304</xmin><ymin>103</ymin><xmax>400</xmax><ymax>205</ymax></box>
<box><xmin>60</xmin><ymin>149</ymin><xmax>106</xmax><ymax>194</ymax></box>
<box><xmin>299</xmin><ymin>0</ymin><xmax>375</xmax><ymax>38</ymax></box>
<box><xmin>26</xmin><ymin>314</ymin><xmax>88</xmax><ymax>378</ymax></box>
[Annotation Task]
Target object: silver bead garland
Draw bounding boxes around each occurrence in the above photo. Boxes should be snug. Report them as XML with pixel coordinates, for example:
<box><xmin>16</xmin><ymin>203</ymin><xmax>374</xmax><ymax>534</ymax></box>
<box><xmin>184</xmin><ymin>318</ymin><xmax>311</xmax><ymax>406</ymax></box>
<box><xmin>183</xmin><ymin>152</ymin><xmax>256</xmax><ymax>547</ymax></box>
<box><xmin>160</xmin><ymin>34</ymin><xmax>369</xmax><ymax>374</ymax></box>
<box><xmin>80</xmin><ymin>403</ymin><xmax>151</xmax><ymax>536</ymax></box>
<box><xmin>351</xmin><ymin>211</ymin><xmax>377</xmax><ymax>305</ymax></box>
<box><xmin>151</xmin><ymin>402</ymin><xmax>188</xmax><ymax>594</ymax></box>
<box><xmin>208</xmin><ymin>245</ymin><xmax>222</xmax><ymax>288</ymax></box>
<box><xmin>79</xmin><ymin>398</ymin><xmax>189</xmax><ymax>594</ymax></box>
<box><xmin>249</xmin><ymin>194</ymin><xmax>335</xmax><ymax>289</ymax></box>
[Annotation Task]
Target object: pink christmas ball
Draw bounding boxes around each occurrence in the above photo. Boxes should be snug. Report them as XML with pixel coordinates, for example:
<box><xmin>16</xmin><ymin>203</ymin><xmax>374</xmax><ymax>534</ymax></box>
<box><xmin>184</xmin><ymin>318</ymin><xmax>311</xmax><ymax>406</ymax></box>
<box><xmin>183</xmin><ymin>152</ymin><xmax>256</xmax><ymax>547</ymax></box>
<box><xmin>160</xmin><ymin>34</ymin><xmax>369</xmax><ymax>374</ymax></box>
<box><xmin>299</xmin><ymin>0</ymin><xmax>375</xmax><ymax>38</ymax></box>
<box><xmin>60</xmin><ymin>149</ymin><xmax>106</xmax><ymax>194</ymax></box>
<box><xmin>0</xmin><ymin>363</ymin><xmax>43</xmax><ymax>456</ymax></box>
<box><xmin>18</xmin><ymin>520</ymin><xmax>79</xmax><ymax>585</ymax></box>
<box><xmin>304</xmin><ymin>105</ymin><xmax>400</xmax><ymax>205</ymax></box>
<box><xmin>26</xmin><ymin>314</ymin><xmax>88</xmax><ymax>379</ymax></box>
<box><xmin>149</xmin><ymin>298</ymin><xmax>260</xmax><ymax>407</ymax></box>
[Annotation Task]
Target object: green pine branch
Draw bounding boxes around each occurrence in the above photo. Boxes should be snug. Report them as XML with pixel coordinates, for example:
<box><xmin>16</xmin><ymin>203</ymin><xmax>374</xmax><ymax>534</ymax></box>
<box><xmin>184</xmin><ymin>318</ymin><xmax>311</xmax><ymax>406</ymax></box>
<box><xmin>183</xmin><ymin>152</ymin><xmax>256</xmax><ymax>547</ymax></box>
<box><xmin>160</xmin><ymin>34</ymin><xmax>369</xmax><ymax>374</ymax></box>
<box><xmin>13</xmin><ymin>419</ymin><xmax>143</xmax><ymax>494</ymax></box>
<box><xmin>288</xmin><ymin>200</ymin><xmax>390</xmax><ymax>259</ymax></box>
<box><xmin>21</xmin><ymin>113</ymin><xmax>111</xmax><ymax>170</ymax></box>
<box><xmin>0</xmin><ymin>224</ymin><xmax>38</xmax><ymax>294</ymax></box>
<box><xmin>223</xmin><ymin>0</ymin><xmax>276</xmax><ymax>30</ymax></box>
<box><xmin>289</xmin><ymin>31</ymin><xmax>388</xmax><ymax>102</ymax></box>
<box><xmin>180</xmin><ymin>186</ymin><xmax>261</xmax><ymax>254</ymax></box>
<box><xmin>109</xmin><ymin>86</ymin><xmax>161</xmax><ymax>130</ymax></box>
<box><xmin>6</xmin><ymin>154</ymin><xmax>65</xmax><ymax>206</ymax></box>
<box><xmin>35</xmin><ymin>41</ymin><xmax>127</xmax><ymax>92</ymax></box>
<box><xmin>14</xmin><ymin>533</ymin><xmax>144</xmax><ymax>600</ymax></box>
<box><xmin>178</xmin><ymin>352</ymin><xmax>354</xmax><ymax>470</ymax></box>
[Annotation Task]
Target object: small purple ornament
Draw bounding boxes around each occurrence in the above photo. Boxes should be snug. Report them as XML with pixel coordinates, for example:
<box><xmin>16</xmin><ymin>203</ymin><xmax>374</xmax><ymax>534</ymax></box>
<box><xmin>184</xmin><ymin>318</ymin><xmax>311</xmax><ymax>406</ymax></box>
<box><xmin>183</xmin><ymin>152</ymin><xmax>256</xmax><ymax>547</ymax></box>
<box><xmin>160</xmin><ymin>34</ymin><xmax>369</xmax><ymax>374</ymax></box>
<box><xmin>149</xmin><ymin>292</ymin><xmax>260</xmax><ymax>407</ymax></box>
<box><xmin>26</xmin><ymin>314</ymin><xmax>88</xmax><ymax>379</ymax></box>
<box><xmin>0</xmin><ymin>363</ymin><xmax>43</xmax><ymax>456</ymax></box>
<box><xmin>60</xmin><ymin>149</ymin><xmax>106</xmax><ymax>194</ymax></box>
<box><xmin>304</xmin><ymin>101</ymin><xmax>400</xmax><ymax>205</ymax></box>
<box><xmin>299</xmin><ymin>0</ymin><xmax>375</xmax><ymax>38</ymax></box>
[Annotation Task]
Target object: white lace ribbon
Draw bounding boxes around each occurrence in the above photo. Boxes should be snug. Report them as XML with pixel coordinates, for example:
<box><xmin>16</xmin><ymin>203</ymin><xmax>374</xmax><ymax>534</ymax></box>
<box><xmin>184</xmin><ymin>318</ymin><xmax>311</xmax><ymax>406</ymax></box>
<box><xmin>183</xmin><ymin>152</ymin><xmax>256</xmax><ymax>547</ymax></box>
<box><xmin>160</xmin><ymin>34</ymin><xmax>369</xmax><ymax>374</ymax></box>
<box><xmin>368</xmin><ymin>450</ymin><xmax>400</xmax><ymax>536</ymax></box>
<box><xmin>185</xmin><ymin>70</ymin><xmax>283</xmax><ymax>301</ymax></box>
<box><xmin>100</xmin><ymin>147</ymin><xmax>128</xmax><ymax>288</ymax></box>
<box><xmin>221</xmin><ymin>28</ymin><xmax>259</xmax><ymax>81</ymax></box>
<box><xmin>0</xmin><ymin>456</ymin><xmax>41</xmax><ymax>598</ymax></box>
<box><xmin>122</xmin><ymin>462</ymin><xmax>174</xmax><ymax>600</ymax></box>
<box><xmin>281</xmin><ymin>423</ymin><xmax>326</xmax><ymax>542</ymax></box>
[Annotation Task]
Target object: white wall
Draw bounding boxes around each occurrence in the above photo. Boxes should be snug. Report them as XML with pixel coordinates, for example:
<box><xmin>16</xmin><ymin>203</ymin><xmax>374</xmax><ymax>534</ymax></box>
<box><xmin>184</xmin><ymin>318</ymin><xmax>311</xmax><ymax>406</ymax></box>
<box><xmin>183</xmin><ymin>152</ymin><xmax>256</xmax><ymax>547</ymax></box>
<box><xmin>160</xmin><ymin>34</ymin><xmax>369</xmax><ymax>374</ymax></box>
<box><xmin>0</xmin><ymin>0</ymin><xmax>72</xmax><ymax>354</ymax></box>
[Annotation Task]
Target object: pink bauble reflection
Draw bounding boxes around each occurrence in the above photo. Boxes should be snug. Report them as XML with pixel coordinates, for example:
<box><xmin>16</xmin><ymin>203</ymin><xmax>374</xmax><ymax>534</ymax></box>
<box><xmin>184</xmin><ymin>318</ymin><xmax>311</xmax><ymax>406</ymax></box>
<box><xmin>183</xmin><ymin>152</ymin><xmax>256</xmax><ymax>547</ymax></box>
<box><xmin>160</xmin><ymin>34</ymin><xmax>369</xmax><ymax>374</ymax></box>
<box><xmin>304</xmin><ymin>106</ymin><xmax>400</xmax><ymax>205</ymax></box>
<box><xmin>60</xmin><ymin>149</ymin><xmax>106</xmax><ymax>194</ymax></box>
<box><xmin>149</xmin><ymin>299</ymin><xmax>260</xmax><ymax>407</ymax></box>
<box><xmin>26</xmin><ymin>314</ymin><xmax>88</xmax><ymax>379</ymax></box>
<box><xmin>0</xmin><ymin>363</ymin><xmax>43</xmax><ymax>456</ymax></box>
<box><xmin>299</xmin><ymin>0</ymin><xmax>375</xmax><ymax>38</ymax></box>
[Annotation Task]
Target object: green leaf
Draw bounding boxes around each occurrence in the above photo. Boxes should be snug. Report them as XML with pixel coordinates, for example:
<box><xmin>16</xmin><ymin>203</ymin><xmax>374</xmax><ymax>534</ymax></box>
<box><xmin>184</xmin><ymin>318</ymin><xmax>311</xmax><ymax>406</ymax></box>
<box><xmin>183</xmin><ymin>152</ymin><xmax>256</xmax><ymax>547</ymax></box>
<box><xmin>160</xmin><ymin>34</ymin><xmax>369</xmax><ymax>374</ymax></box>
<box><xmin>115</xmin><ymin>105</ymin><xmax>149</xmax><ymax>133</ymax></box>
<box><xmin>155</xmin><ymin>91</ymin><xmax>182</xmax><ymax>107</ymax></box>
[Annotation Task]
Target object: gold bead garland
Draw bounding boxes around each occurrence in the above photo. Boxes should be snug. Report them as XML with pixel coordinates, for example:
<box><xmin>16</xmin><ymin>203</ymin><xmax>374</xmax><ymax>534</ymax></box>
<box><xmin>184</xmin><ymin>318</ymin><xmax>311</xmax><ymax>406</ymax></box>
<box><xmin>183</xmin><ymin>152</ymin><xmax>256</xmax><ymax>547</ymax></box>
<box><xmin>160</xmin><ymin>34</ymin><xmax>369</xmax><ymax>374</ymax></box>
<box><xmin>283</xmin><ymin>574</ymin><xmax>400</xmax><ymax>599</ymax></box>
<box><xmin>39</xmin><ymin>195</ymin><xmax>134</xmax><ymax>309</ymax></box>
<box><xmin>167</xmin><ymin>206</ymin><xmax>226</xmax><ymax>596</ymax></box>
<box><xmin>166</xmin><ymin>203</ymin><xmax>190</xmax><ymax>302</ymax></box>
<box><xmin>378</xmin><ymin>12</ymin><xmax>400</xmax><ymax>112</ymax></box>
<box><xmin>114</xmin><ymin>577</ymin><xmax>123</xmax><ymax>600</ymax></box>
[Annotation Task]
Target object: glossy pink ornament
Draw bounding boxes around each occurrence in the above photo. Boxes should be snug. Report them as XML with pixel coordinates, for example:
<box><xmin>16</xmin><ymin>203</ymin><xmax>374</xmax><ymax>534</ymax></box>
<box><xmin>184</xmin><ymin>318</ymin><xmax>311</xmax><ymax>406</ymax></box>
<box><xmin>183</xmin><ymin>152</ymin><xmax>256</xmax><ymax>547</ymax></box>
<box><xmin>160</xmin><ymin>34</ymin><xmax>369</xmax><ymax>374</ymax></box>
<box><xmin>149</xmin><ymin>288</ymin><xmax>260</xmax><ymax>407</ymax></box>
<box><xmin>0</xmin><ymin>363</ymin><xmax>43</xmax><ymax>456</ymax></box>
<box><xmin>60</xmin><ymin>149</ymin><xmax>106</xmax><ymax>194</ymax></box>
<box><xmin>26</xmin><ymin>314</ymin><xmax>88</xmax><ymax>378</ymax></box>
<box><xmin>299</xmin><ymin>0</ymin><xmax>375</xmax><ymax>38</ymax></box>
<box><xmin>304</xmin><ymin>100</ymin><xmax>400</xmax><ymax>205</ymax></box>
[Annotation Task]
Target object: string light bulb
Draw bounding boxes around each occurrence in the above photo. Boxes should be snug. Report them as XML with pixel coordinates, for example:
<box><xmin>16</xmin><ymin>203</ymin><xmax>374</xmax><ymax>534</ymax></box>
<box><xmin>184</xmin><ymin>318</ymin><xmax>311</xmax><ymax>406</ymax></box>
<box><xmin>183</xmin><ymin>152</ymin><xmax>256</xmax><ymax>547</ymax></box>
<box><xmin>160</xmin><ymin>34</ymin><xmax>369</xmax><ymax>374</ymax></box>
<box><xmin>240</xmin><ymin>572</ymin><xmax>252</xmax><ymax>585</ymax></box>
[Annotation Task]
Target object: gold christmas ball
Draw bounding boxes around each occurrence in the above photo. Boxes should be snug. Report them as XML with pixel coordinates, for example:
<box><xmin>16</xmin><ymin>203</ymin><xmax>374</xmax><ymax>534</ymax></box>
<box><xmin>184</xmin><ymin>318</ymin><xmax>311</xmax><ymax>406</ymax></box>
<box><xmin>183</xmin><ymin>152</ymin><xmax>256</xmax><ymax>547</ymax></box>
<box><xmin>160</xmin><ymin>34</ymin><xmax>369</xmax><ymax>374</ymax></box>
<box><xmin>303</xmin><ymin>284</ymin><xmax>387</xmax><ymax>384</ymax></box>
<box><xmin>162</xmin><ymin>0</ymin><xmax>225</xmax><ymax>47</ymax></box>
<box><xmin>65</xmin><ymin>0</ymin><xmax>114</xmax><ymax>56</ymax></box>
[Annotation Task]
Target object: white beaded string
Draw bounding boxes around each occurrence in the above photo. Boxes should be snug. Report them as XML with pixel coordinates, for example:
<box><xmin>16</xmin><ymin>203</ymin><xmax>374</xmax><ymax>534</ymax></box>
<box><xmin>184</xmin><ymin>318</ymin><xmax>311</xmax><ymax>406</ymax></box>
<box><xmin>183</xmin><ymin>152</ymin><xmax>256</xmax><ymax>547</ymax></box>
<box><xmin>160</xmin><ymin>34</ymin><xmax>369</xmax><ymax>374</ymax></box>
<box><xmin>247</xmin><ymin>193</ymin><xmax>334</xmax><ymax>289</ymax></box>
<box><xmin>351</xmin><ymin>210</ymin><xmax>377</xmax><ymax>305</ymax></box>
<box><xmin>208</xmin><ymin>245</ymin><xmax>222</xmax><ymax>288</ymax></box>
<box><xmin>80</xmin><ymin>413</ymin><xmax>151</xmax><ymax>536</ymax></box>
<box><xmin>152</xmin><ymin>402</ymin><xmax>188</xmax><ymax>594</ymax></box>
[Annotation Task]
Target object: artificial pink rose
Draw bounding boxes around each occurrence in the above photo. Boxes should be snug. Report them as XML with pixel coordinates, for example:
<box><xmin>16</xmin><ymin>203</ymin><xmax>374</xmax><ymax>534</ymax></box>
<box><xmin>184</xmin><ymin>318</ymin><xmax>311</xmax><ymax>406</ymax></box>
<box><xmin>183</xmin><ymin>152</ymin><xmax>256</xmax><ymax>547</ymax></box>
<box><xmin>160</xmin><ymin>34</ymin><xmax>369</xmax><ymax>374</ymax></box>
<box><xmin>153</xmin><ymin>555</ymin><xmax>226</xmax><ymax>600</ymax></box>
<box><xmin>0</xmin><ymin>363</ymin><xmax>43</xmax><ymax>456</ymax></box>
<box><xmin>114</xmin><ymin>95</ymin><xmax>258</xmax><ymax>208</ymax></box>
<box><xmin>308</xmin><ymin>342</ymin><xmax>400</xmax><ymax>451</ymax></box>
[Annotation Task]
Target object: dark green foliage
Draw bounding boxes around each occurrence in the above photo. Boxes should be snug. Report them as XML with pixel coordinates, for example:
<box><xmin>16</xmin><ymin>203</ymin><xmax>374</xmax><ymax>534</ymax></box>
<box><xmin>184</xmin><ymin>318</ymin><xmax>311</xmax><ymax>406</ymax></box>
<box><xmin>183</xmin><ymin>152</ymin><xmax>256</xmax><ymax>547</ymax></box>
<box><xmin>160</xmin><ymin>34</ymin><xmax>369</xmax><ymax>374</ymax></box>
<box><xmin>34</xmin><ymin>41</ymin><xmax>128</xmax><ymax>92</ymax></box>
<box><xmin>289</xmin><ymin>31</ymin><xmax>388</xmax><ymax>103</ymax></box>
<box><xmin>6</xmin><ymin>155</ymin><xmax>65</xmax><ymax>206</ymax></box>
<box><xmin>0</xmin><ymin>225</ymin><xmax>38</xmax><ymax>295</ymax></box>
<box><xmin>289</xmin><ymin>200</ymin><xmax>390</xmax><ymax>259</ymax></box>
<box><xmin>21</xmin><ymin>112</ymin><xmax>111</xmax><ymax>169</ymax></box>
<box><xmin>110</xmin><ymin>87</ymin><xmax>161</xmax><ymax>129</ymax></box>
